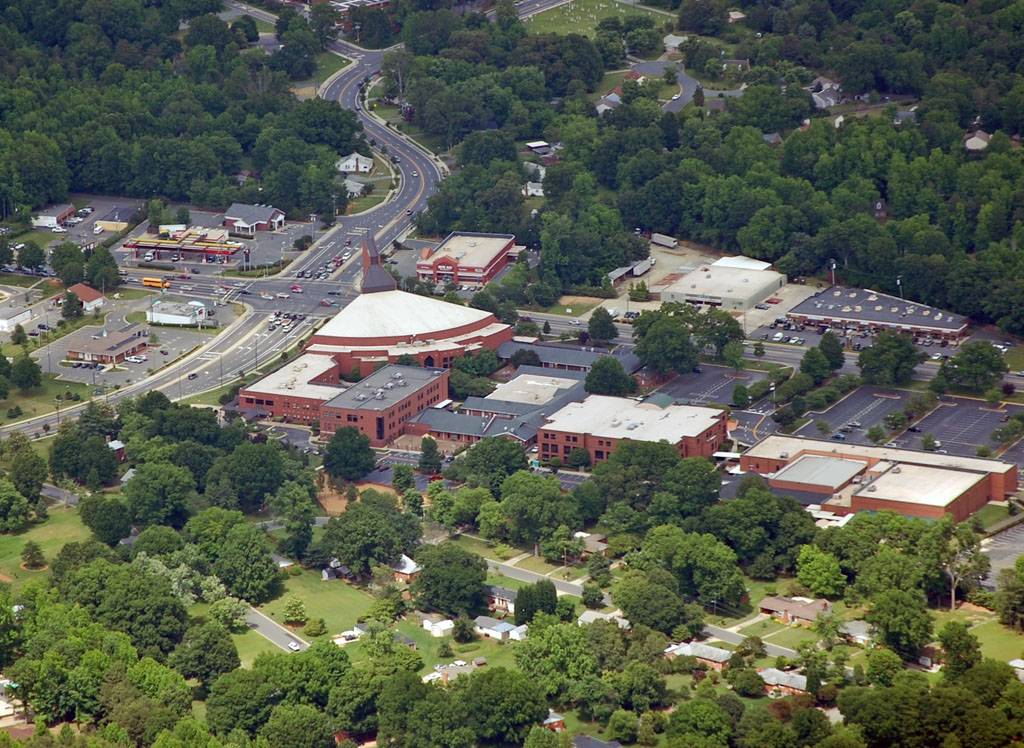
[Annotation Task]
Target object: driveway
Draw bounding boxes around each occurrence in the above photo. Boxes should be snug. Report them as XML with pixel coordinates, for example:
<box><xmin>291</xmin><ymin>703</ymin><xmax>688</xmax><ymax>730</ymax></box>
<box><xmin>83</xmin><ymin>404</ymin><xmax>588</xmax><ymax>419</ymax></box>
<box><xmin>703</xmin><ymin>623</ymin><xmax>797</xmax><ymax>658</ymax></box>
<box><xmin>245</xmin><ymin>606</ymin><xmax>310</xmax><ymax>652</ymax></box>
<box><xmin>629</xmin><ymin>60</ymin><xmax>744</xmax><ymax>111</ymax></box>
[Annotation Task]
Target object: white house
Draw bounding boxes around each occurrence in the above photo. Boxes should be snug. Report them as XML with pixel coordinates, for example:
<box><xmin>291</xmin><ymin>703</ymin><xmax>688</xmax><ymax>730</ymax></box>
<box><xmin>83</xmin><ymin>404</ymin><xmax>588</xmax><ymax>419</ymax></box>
<box><xmin>422</xmin><ymin>615</ymin><xmax>455</xmax><ymax>637</ymax></box>
<box><xmin>66</xmin><ymin>283</ymin><xmax>106</xmax><ymax>313</ymax></box>
<box><xmin>474</xmin><ymin>615</ymin><xmax>516</xmax><ymax>641</ymax></box>
<box><xmin>577</xmin><ymin>609</ymin><xmax>630</xmax><ymax>629</ymax></box>
<box><xmin>344</xmin><ymin>178</ymin><xmax>366</xmax><ymax>198</ymax></box>
<box><xmin>964</xmin><ymin>130</ymin><xmax>991</xmax><ymax>152</ymax></box>
<box><xmin>522</xmin><ymin>182</ymin><xmax>544</xmax><ymax>198</ymax></box>
<box><xmin>509</xmin><ymin>623</ymin><xmax>529</xmax><ymax>641</ymax></box>
<box><xmin>337</xmin><ymin>152</ymin><xmax>374</xmax><ymax>174</ymax></box>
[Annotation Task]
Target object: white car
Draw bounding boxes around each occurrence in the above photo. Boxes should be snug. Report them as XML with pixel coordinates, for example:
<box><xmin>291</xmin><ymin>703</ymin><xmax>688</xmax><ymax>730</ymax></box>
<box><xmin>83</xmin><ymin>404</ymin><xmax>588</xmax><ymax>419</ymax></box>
<box><xmin>570</xmin><ymin>319</ymin><xmax>581</xmax><ymax>326</ymax></box>
<box><xmin>51</xmin><ymin>226</ymin><xmax>67</xmax><ymax>233</ymax></box>
<box><xmin>672</xmin><ymin>93</ymin><xmax>680</xmax><ymax>100</ymax></box>
<box><xmin>287</xmin><ymin>642</ymin><xmax>301</xmax><ymax>652</ymax></box>
<box><xmin>181</xmin><ymin>285</ymin><xmax>194</xmax><ymax>292</ymax></box>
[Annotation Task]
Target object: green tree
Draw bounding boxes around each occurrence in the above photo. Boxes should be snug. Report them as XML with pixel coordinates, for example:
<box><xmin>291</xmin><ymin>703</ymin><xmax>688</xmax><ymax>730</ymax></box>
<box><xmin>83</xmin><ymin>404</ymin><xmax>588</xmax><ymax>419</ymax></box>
<box><xmin>169</xmin><ymin>621</ymin><xmax>240</xmax><ymax>688</ymax></box>
<box><xmin>865</xmin><ymin>425</ymin><xmax>887</xmax><ymax>444</ymax></box>
<box><xmin>922</xmin><ymin>432</ymin><xmax>937</xmax><ymax>451</ymax></box>
<box><xmin>260</xmin><ymin>703</ymin><xmax>336</xmax><ymax>748</ymax></box>
<box><xmin>796</xmin><ymin>545</ymin><xmax>846</xmax><ymax>597</ymax></box>
<box><xmin>391</xmin><ymin>464</ymin><xmax>415</xmax><ymax>494</ymax></box>
<box><xmin>588</xmin><ymin>307</ymin><xmax>617</xmax><ymax>344</ymax></box>
<box><xmin>124</xmin><ymin>461</ymin><xmax>195</xmax><ymax>528</ymax></box>
<box><xmin>753</xmin><ymin>341</ymin><xmax>765</xmax><ymax>359</ymax></box>
<box><xmin>9</xmin><ymin>447</ymin><xmax>46</xmax><ymax>503</ymax></box>
<box><xmin>732</xmin><ymin>669</ymin><xmax>767</xmax><ymax>698</ymax></box>
<box><xmin>857</xmin><ymin>331</ymin><xmax>924</xmax><ymax>386</ymax></box>
<box><xmin>283</xmin><ymin>595</ymin><xmax>307</xmax><ymax>625</ymax></box>
<box><xmin>723</xmin><ymin>341</ymin><xmax>744</xmax><ymax>372</ymax></box>
<box><xmin>460</xmin><ymin>667</ymin><xmax>547</xmax><ymax>745</ymax></box>
<box><xmin>732</xmin><ymin>383</ymin><xmax>750</xmax><ymax>408</ymax></box>
<box><xmin>865</xmin><ymin>648</ymin><xmax>903</xmax><ymax>686</ymax></box>
<box><xmin>80</xmin><ymin>495</ymin><xmax>132</xmax><ymax>546</ymax></box>
<box><xmin>819</xmin><ymin>332</ymin><xmax>845</xmax><ymax>370</ymax></box>
<box><xmin>800</xmin><ymin>347</ymin><xmax>832</xmax><ymax>384</ymax></box>
<box><xmin>21</xmin><ymin>540</ymin><xmax>44</xmax><ymax>569</ymax></box>
<box><xmin>928</xmin><ymin>517</ymin><xmax>990</xmax><ymax>610</ymax></box>
<box><xmin>866</xmin><ymin>589</ymin><xmax>933</xmax><ymax>660</ymax></box>
<box><xmin>582</xmin><ymin>582</ymin><xmax>604</xmax><ymax>609</ymax></box>
<box><xmin>634</xmin><ymin>316</ymin><xmax>698</xmax><ymax>375</ymax></box>
<box><xmin>418</xmin><ymin>436</ymin><xmax>442</xmax><ymax>474</ymax></box>
<box><xmin>11</xmin><ymin>357</ymin><xmax>41</xmax><ymax>391</ymax></box>
<box><xmin>324</xmin><ymin>427</ymin><xmax>376</xmax><ymax>482</ymax></box>
<box><xmin>10</xmin><ymin>325</ymin><xmax>26</xmax><ymax>347</ymax></box>
<box><xmin>213</xmin><ymin>522</ymin><xmax>282</xmax><ymax>604</ymax></box>
<box><xmin>61</xmin><ymin>291</ymin><xmax>83</xmax><ymax>320</ymax></box>
<box><xmin>606</xmin><ymin>710</ymin><xmax>639</xmax><ymax>743</ymax></box>
<box><xmin>0</xmin><ymin>479</ymin><xmax>30</xmax><ymax>533</ymax></box>
<box><xmin>940</xmin><ymin>341</ymin><xmax>1010</xmax><ymax>393</ymax></box>
<box><xmin>584</xmin><ymin>356</ymin><xmax>636</xmax><ymax>395</ymax></box>
<box><xmin>816</xmin><ymin>419</ymin><xmax>833</xmax><ymax>436</ymax></box>
<box><xmin>937</xmin><ymin>621</ymin><xmax>981</xmax><ymax>680</ymax></box>
<box><xmin>412</xmin><ymin>541</ymin><xmax>487</xmax><ymax>617</ymax></box>
<box><xmin>883</xmin><ymin>410</ymin><xmax>909</xmax><ymax>430</ymax></box>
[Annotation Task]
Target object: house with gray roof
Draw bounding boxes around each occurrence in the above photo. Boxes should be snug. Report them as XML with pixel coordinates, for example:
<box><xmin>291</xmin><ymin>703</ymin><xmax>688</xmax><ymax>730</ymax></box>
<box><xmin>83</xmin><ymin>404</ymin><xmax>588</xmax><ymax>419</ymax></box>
<box><xmin>474</xmin><ymin>615</ymin><xmax>517</xmax><ymax>641</ymax></box>
<box><xmin>223</xmin><ymin>203</ymin><xmax>284</xmax><ymax>235</ymax></box>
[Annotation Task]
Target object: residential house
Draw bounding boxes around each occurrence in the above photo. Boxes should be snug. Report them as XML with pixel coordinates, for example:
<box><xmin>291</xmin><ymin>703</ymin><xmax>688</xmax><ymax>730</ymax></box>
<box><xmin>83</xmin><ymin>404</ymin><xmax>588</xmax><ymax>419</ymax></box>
<box><xmin>759</xmin><ymin>596</ymin><xmax>830</xmax><ymax>626</ymax></box>
<box><xmin>336</xmin><ymin>152</ymin><xmax>374</xmax><ymax>174</ymax></box>
<box><xmin>839</xmin><ymin>620</ymin><xmax>873</xmax><ymax>647</ymax></box>
<box><xmin>596</xmin><ymin>92</ymin><xmax>622</xmax><ymax>116</ymax></box>
<box><xmin>760</xmin><ymin>668</ymin><xmax>808</xmax><ymax>697</ymax></box>
<box><xmin>575</xmin><ymin>532</ymin><xmax>608</xmax><ymax>556</ymax></box>
<box><xmin>223</xmin><ymin>203</ymin><xmax>285</xmax><ymax>235</ymax></box>
<box><xmin>812</xmin><ymin>86</ymin><xmax>841</xmax><ymax>109</ymax></box>
<box><xmin>107</xmin><ymin>439</ymin><xmax>126</xmax><ymax>462</ymax></box>
<box><xmin>1009</xmin><ymin>658</ymin><xmax>1024</xmax><ymax>682</ymax></box>
<box><xmin>873</xmin><ymin>198</ymin><xmax>888</xmax><ymax>220</ymax></box>
<box><xmin>66</xmin><ymin>283</ymin><xmax>106</xmax><ymax>312</ymax></box>
<box><xmin>543</xmin><ymin>710</ymin><xmax>566</xmax><ymax>732</ymax></box>
<box><xmin>964</xmin><ymin>130</ymin><xmax>991</xmax><ymax>152</ymax></box>
<box><xmin>705</xmin><ymin>98</ymin><xmax>727</xmax><ymax>114</ymax></box>
<box><xmin>343</xmin><ymin>178</ymin><xmax>366</xmax><ymax>198</ymax></box>
<box><xmin>893</xmin><ymin>109</ymin><xmax>917</xmax><ymax>126</ymax></box>
<box><xmin>721</xmin><ymin>59</ymin><xmax>750</xmax><ymax>72</ymax></box>
<box><xmin>391</xmin><ymin>554</ymin><xmax>422</xmax><ymax>583</ymax></box>
<box><xmin>762</xmin><ymin>132</ymin><xmax>783</xmax><ymax>146</ymax></box>
<box><xmin>271</xmin><ymin>553</ymin><xmax>295</xmax><ymax>570</ymax></box>
<box><xmin>664</xmin><ymin>641</ymin><xmax>732</xmax><ymax>671</ymax></box>
<box><xmin>393</xmin><ymin>632</ymin><xmax>417</xmax><ymax>650</ymax></box>
<box><xmin>486</xmin><ymin>585</ymin><xmax>518</xmax><ymax>616</ymax></box>
<box><xmin>577</xmin><ymin>609</ymin><xmax>630</xmax><ymax>629</ymax></box>
<box><xmin>663</xmin><ymin>33</ymin><xmax>688</xmax><ymax>52</ymax></box>
<box><xmin>520</xmin><ymin>178</ymin><xmax>544</xmax><ymax>195</ymax></box>
<box><xmin>474</xmin><ymin>615</ymin><xmax>517</xmax><ymax>641</ymax></box>
<box><xmin>573</xmin><ymin>736</ymin><xmax>623</xmax><ymax>748</ymax></box>
<box><xmin>728</xmin><ymin>10</ymin><xmax>747</xmax><ymax>22</ymax></box>
<box><xmin>119</xmin><ymin>467</ymin><xmax>135</xmax><ymax>488</ymax></box>
<box><xmin>471</xmin><ymin>657</ymin><xmax>487</xmax><ymax>667</ymax></box>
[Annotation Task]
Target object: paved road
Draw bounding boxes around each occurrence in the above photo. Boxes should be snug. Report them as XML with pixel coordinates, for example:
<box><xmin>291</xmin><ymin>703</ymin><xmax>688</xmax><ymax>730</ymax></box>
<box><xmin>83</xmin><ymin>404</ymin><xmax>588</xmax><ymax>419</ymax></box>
<box><xmin>245</xmin><ymin>606</ymin><xmax>310</xmax><ymax>652</ymax></box>
<box><xmin>485</xmin><ymin>559</ymin><xmax>613</xmax><ymax>604</ymax></box>
<box><xmin>631</xmin><ymin>61</ymin><xmax>745</xmax><ymax>112</ymax></box>
<box><xmin>703</xmin><ymin>624</ymin><xmax>797</xmax><ymax>658</ymax></box>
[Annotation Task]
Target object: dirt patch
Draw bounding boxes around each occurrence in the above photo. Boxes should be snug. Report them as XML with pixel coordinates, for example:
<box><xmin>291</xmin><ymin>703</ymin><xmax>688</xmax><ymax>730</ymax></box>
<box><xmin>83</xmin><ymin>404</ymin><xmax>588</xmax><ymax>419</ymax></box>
<box><xmin>0</xmin><ymin>571</ymin><xmax>13</xmax><ymax>583</ymax></box>
<box><xmin>558</xmin><ymin>295</ymin><xmax>596</xmax><ymax>308</ymax></box>
<box><xmin>18</xmin><ymin>563</ymin><xmax>48</xmax><ymax>573</ymax></box>
<box><xmin>316</xmin><ymin>473</ymin><xmax>349</xmax><ymax>516</ymax></box>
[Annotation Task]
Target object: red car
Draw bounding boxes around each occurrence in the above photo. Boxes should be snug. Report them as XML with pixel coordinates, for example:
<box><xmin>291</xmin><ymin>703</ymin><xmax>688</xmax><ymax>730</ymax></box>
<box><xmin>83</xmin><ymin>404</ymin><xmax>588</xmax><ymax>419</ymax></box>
<box><xmin>177</xmin><ymin>274</ymin><xmax>191</xmax><ymax>279</ymax></box>
<box><xmin>290</xmin><ymin>285</ymin><xmax>303</xmax><ymax>293</ymax></box>
<box><xmin>318</xmin><ymin>300</ymin><xmax>332</xmax><ymax>307</ymax></box>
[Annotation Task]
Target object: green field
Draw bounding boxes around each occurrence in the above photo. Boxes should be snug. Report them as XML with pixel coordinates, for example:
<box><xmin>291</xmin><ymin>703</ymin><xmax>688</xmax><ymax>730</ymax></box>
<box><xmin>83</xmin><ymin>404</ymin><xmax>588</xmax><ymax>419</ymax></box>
<box><xmin>12</xmin><ymin>230</ymin><xmax>61</xmax><ymax>250</ymax></box>
<box><xmin>974</xmin><ymin>502</ymin><xmax>1012</xmax><ymax>530</ymax></box>
<box><xmin>0</xmin><ymin>273</ymin><xmax>45</xmax><ymax>289</ymax></box>
<box><xmin>970</xmin><ymin>620</ymin><xmax>1024</xmax><ymax>661</ymax></box>
<box><xmin>257</xmin><ymin>569</ymin><xmax>375</xmax><ymax>636</ymax></box>
<box><xmin>524</xmin><ymin>0</ymin><xmax>668</xmax><ymax>37</ymax></box>
<box><xmin>252</xmin><ymin>17</ymin><xmax>275</xmax><ymax>33</ymax></box>
<box><xmin>232</xmin><ymin>630</ymin><xmax>280</xmax><ymax>667</ymax></box>
<box><xmin>1</xmin><ymin>375</ymin><xmax>93</xmax><ymax>425</ymax></box>
<box><xmin>345</xmin><ymin>190</ymin><xmax>389</xmax><ymax>215</ymax></box>
<box><xmin>0</xmin><ymin>506</ymin><xmax>92</xmax><ymax>591</ymax></box>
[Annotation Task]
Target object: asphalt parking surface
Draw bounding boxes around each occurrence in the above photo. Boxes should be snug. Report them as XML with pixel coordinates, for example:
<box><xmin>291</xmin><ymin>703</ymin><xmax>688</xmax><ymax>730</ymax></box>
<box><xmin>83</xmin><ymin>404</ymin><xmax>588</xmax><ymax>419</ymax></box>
<box><xmin>796</xmin><ymin>386</ymin><xmax>910</xmax><ymax>444</ymax></box>
<box><xmin>899</xmin><ymin>399</ymin><xmax>1024</xmax><ymax>456</ymax></box>
<box><xmin>981</xmin><ymin>522</ymin><xmax>1024</xmax><ymax>586</ymax></box>
<box><xmin>656</xmin><ymin>365</ymin><xmax>768</xmax><ymax>407</ymax></box>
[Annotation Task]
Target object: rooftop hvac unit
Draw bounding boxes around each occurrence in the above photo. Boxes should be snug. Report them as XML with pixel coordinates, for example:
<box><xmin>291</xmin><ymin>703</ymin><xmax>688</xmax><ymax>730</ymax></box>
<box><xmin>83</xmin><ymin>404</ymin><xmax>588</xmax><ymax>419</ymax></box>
<box><xmin>611</xmin><ymin>418</ymin><xmax>621</xmax><ymax>427</ymax></box>
<box><xmin>626</xmin><ymin>422</ymin><xmax>639</xmax><ymax>430</ymax></box>
<box><xmin>374</xmin><ymin>392</ymin><xmax>384</xmax><ymax>400</ymax></box>
<box><xmin>385</xmin><ymin>382</ymin><xmax>394</xmax><ymax>389</ymax></box>
<box><xmin>867</xmin><ymin>484</ymin><xmax>877</xmax><ymax>492</ymax></box>
<box><xmin>392</xmin><ymin>372</ymin><xmax>403</xmax><ymax>378</ymax></box>
<box><xmin>780</xmin><ymin>452</ymin><xmax>788</xmax><ymax>458</ymax></box>
<box><xmin>355</xmin><ymin>393</ymin><xmax>367</xmax><ymax>401</ymax></box>
<box><xmin>742</xmin><ymin>277</ymin><xmax>749</xmax><ymax>283</ymax></box>
<box><xmin>892</xmin><ymin>466</ymin><xmax>901</xmax><ymax>473</ymax></box>
<box><xmin>833</xmin><ymin>290</ymin><xmax>842</xmax><ymax>297</ymax></box>
<box><xmin>398</xmin><ymin>380</ymin><xmax>407</xmax><ymax>386</ymax></box>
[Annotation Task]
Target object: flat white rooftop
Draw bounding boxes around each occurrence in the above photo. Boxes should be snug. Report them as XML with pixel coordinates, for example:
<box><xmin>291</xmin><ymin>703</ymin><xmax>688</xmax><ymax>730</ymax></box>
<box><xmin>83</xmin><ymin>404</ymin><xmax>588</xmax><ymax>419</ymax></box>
<box><xmin>746</xmin><ymin>435</ymin><xmax>1015</xmax><ymax>475</ymax></box>
<box><xmin>772</xmin><ymin>455</ymin><xmax>865</xmax><ymax>490</ymax></box>
<box><xmin>855</xmin><ymin>463</ymin><xmax>985</xmax><ymax>507</ymax></box>
<box><xmin>543</xmin><ymin>395</ymin><xmax>721</xmax><ymax>442</ymax></box>
<box><xmin>242</xmin><ymin>353</ymin><xmax>343</xmax><ymax>402</ymax></box>
<box><xmin>712</xmin><ymin>256</ymin><xmax>772</xmax><ymax>271</ymax></box>
<box><xmin>420</xmin><ymin>232</ymin><xmax>513</xmax><ymax>270</ymax></box>
<box><xmin>663</xmin><ymin>265</ymin><xmax>785</xmax><ymax>300</ymax></box>
<box><xmin>488</xmin><ymin>373</ymin><xmax>579</xmax><ymax>405</ymax></box>
<box><xmin>315</xmin><ymin>290</ymin><xmax>495</xmax><ymax>341</ymax></box>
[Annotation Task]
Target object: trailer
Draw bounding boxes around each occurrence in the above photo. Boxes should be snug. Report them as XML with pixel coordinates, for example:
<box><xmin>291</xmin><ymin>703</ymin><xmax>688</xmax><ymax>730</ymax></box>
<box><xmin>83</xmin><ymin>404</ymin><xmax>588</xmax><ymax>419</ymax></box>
<box><xmin>651</xmin><ymin>233</ymin><xmax>677</xmax><ymax>248</ymax></box>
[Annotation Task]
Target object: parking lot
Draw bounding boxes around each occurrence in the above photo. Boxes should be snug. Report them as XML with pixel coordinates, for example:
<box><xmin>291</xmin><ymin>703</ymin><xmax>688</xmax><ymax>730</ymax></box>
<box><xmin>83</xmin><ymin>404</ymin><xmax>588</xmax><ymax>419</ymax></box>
<box><xmin>898</xmin><ymin>398</ymin><xmax>1024</xmax><ymax>456</ymax></box>
<box><xmin>795</xmin><ymin>385</ymin><xmax>911</xmax><ymax>444</ymax></box>
<box><xmin>655</xmin><ymin>364</ymin><xmax>768</xmax><ymax>407</ymax></box>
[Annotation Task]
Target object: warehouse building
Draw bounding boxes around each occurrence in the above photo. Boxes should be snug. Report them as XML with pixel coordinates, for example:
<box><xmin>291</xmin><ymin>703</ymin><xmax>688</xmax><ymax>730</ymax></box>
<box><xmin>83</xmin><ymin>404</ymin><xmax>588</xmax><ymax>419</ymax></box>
<box><xmin>659</xmin><ymin>260</ymin><xmax>786</xmax><ymax>311</ymax></box>
<box><xmin>415</xmin><ymin>232</ymin><xmax>518</xmax><ymax>289</ymax></box>
<box><xmin>740</xmin><ymin>435</ymin><xmax>1017</xmax><ymax>522</ymax></box>
<box><xmin>31</xmin><ymin>204</ymin><xmax>75</xmax><ymax>229</ymax></box>
<box><xmin>786</xmin><ymin>286</ymin><xmax>968</xmax><ymax>341</ymax></box>
<box><xmin>95</xmin><ymin>206</ymin><xmax>139</xmax><ymax>233</ymax></box>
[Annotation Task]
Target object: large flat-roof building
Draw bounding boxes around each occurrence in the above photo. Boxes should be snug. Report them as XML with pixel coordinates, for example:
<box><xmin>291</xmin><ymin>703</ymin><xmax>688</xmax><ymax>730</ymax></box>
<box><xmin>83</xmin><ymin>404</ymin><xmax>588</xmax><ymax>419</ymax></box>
<box><xmin>538</xmin><ymin>395</ymin><xmax>728</xmax><ymax>464</ymax></box>
<box><xmin>659</xmin><ymin>262</ymin><xmax>786</xmax><ymax>311</ymax></box>
<box><xmin>741</xmin><ymin>435</ymin><xmax>1017</xmax><ymax>522</ymax></box>
<box><xmin>31</xmin><ymin>204</ymin><xmax>74</xmax><ymax>229</ymax></box>
<box><xmin>320</xmin><ymin>365</ymin><xmax>449</xmax><ymax>445</ymax></box>
<box><xmin>787</xmin><ymin>286</ymin><xmax>968</xmax><ymax>341</ymax></box>
<box><xmin>237</xmin><ymin>353</ymin><xmax>345</xmax><ymax>422</ymax></box>
<box><xmin>146</xmin><ymin>300</ymin><xmax>208</xmax><ymax>327</ymax></box>
<box><xmin>415</xmin><ymin>232</ymin><xmax>517</xmax><ymax>289</ymax></box>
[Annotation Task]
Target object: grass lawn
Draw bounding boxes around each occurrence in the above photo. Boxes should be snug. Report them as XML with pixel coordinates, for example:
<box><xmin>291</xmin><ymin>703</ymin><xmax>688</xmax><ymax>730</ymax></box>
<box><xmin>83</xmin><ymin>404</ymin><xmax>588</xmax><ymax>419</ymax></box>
<box><xmin>974</xmin><ymin>503</ymin><xmax>1011</xmax><ymax>530</ymax></box>
<box><xmin>484</xmin><ymin>575</ymin><xmax>531</xmax><ymax>591</ymax></box>
<box><xmin>931</xmin><ymin>605</ymin><xmax>995</xmax><ymax>630</ymax></box>
<box><xmin>452</xmin><ymin>533</ymin><xmax>501</xmax><ymax>559</ymax></box>
<box><xmin>546</xmin><ymin>300</ymin><xmax>597</xmax><ymax>317</ymax></box>
<box><xmin>762</xmin><ymin>624</ymin><xmax>818</xmax><ymax>650</ymax></box>
<box><xmin>113</xmin><ymin>288</ymin><xmax>155</xmax><ymax>301</ymax></box>
<box><xmin>316</xmin><ymin>52</ymin><xmax>351</xmax><ymax>80</ymax></box>
<box><xmin>0</xmin><ymin>273</ymin><xmax>44</xmax><ymax>289</ymax></box>
<box><xmin>514</xmin><ymin>554</ymin><xmax>561</xmax><ymax>575</ymax></box>
<box><xmin>232</xmin><ymin>630</ymin><xmax>280</xmax><ymax>667</ymax></box>
<box><xmin>12</xmin><ymin>230</ymin><xmax>61</xmax><ymax>250</ymax></box>
<box><xmin>738</xmin><ymin>618</ymin><xmax>786</xmax><ymax>638</ymax></box>
<box><xmin>345</xmin><ymin>190</ymin><xmax>389</xmax><ymax>215</ymax></box>
<box><xmin>253</xmin><ymin>17</ymin><xmax>275</xmax><ymax>33</ymax></box>
<box><xmin>524</xmin><ymin>0</ymin><xmax>666</xmax><ymax>37</ymax></box>
<box><xmin>0</xmin><ymin>506</ymin><xmax>92</xmax><ymax>591</ymax></box>
<box><xmin>2</xmin><ymin>375</ymin><xmax>92</xmax><ymax>424</ymax></box>
<box><xmin>258</xmin><ymin>569</ymin><xmax>374</xmax><ymax>636</ymax></box>
<box><xmin>179</xmin><ymin>381</ymin><xmax>238</xmax><ymax>406</ymax></box>
<box><xmin>970</xmin><ymin>620</ymin><xmax>1024</xmax><ymax>661</ymax></box>
<box><xmin>589</xmin><ymin>70</ymin><xmax>629</xmax><ymax>100</ymax></box>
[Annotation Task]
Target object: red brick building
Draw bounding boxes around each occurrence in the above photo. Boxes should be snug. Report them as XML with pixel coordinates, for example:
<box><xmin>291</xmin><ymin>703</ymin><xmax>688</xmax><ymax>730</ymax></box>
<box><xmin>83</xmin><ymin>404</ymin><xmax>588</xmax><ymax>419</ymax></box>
<box><xmin>537</xmin><ymin>395</ymin><xmax>728</xmax><ymax>465</ymax></box>
<box><xmin>320</xmin><ymin>365</ymin><xmax>449</xmax><ymax>445</ymax></box>
<box><xmin>237</xmin><ymin>353</ymin><xmax>345</xmax><ymax>422</ymax></box>
<box><xmin>415</xmin><ymin>232</ymin><xmax>517</xmax><ymax>289</ymax></box>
